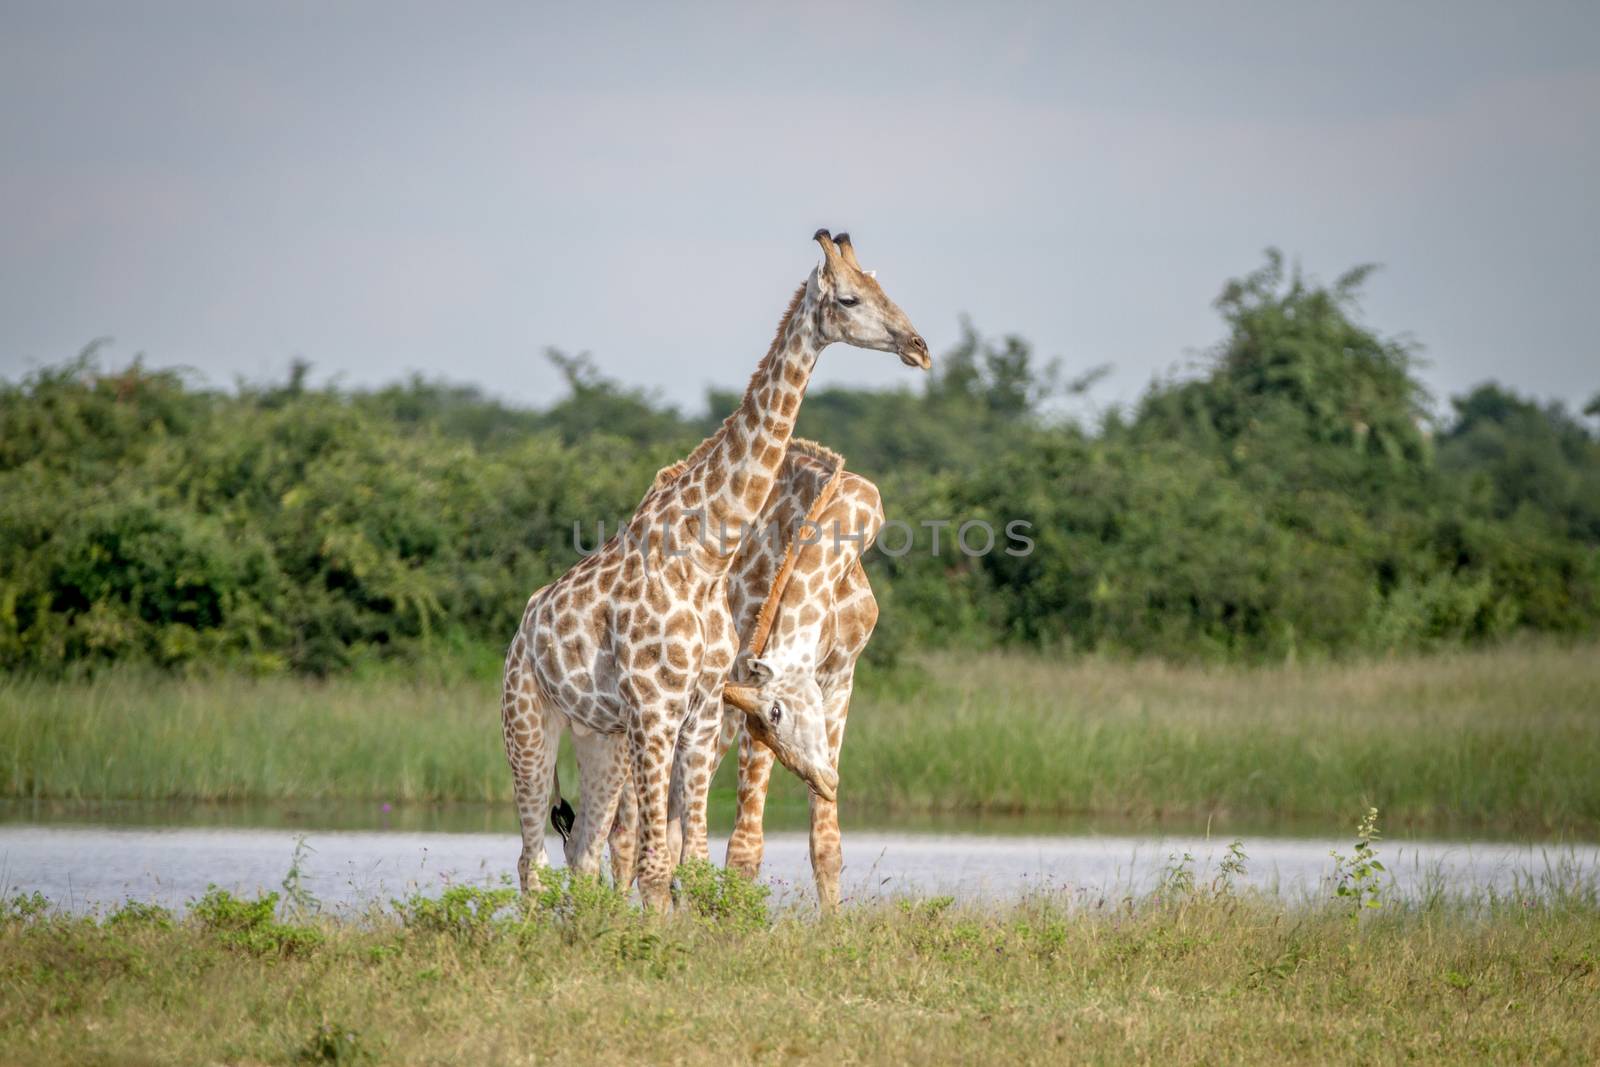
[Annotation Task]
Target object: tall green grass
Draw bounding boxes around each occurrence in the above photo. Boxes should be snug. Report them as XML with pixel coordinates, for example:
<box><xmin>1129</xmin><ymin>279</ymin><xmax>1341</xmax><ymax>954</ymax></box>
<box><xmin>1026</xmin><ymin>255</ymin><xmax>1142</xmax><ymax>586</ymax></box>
<box><xmin>840</xmin><ymin>642</ymin><xmax>1600</xmax><ymax>833</ymax></box>
<box><xmin>3</xmin><ymin>643</ymin><xmax>1597</xmax><ymax>833</ymax></box>
<box><xmin>0</xmin><ymin>669</ymin><xmax>506</xmax><ymax>804</ymax></box>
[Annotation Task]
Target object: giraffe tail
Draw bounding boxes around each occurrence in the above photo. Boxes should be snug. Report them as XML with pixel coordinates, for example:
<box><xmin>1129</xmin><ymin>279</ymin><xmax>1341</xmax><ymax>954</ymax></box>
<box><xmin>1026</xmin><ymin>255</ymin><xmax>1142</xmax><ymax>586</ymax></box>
<box><xmin>550</xmin><ymin>795</ymin><xmax>575</xmax><ymax>843</ymax></box>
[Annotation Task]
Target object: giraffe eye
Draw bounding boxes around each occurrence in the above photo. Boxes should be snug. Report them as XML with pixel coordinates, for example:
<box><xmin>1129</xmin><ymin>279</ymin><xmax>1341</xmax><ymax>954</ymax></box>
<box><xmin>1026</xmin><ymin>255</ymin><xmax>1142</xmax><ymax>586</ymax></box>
<box><xmin>769</xmin><ymin>704</ymin><xmax>783</xmax><ymax>726</ymax></box>
<box><xmin>837</xmin><ymin>295</ymin><xmax>859</xmax><ymax>308</ymax></box>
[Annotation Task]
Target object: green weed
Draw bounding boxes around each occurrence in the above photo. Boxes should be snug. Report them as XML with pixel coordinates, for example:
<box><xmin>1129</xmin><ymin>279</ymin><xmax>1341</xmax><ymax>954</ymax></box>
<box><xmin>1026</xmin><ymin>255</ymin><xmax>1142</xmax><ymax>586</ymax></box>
<box><xmin>192</xmin><ymin>886</ymin><xmax>323</xmax><ymax>957</ymax></box>
<box><xmin>673</xmin><ymin>859</ymin><xmax>770</xmax><ymax>930</ymax></box>
<box><xmin>1330</xmin><ymin>807</ymin><xmax>1387</xmax><ymax>917</ymax></box>
<box><xmin>392</xmin><ymin>884</ymin><xmax>519</xmax><ymax>942</ymax></box>
<box><xmin>4</xmin><ymin>891</ymin><xmax>50</xmax><ymax>923</ymax></box>
<box><xmin>106</xmin><ymin>901</ymin><xmax>173</xmax><ymax>929</ymax></box>
<box><xmin>279</xmin><ymin>834</ymin><xmax>320</xmax><ymax>920</ymax></box>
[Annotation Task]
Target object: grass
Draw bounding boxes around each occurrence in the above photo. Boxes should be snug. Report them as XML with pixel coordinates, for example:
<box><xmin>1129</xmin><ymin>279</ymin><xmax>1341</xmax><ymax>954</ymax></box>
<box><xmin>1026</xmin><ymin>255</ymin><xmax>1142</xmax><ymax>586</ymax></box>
<box><xmin>3</xmin><ymin>642</ymin><xmax>1598</xmax><ymax>834</ymax></box>
<box><xmin>853</xmin><ymin>641</ymin><xmax>1600</xmax><ymax>833</ymax></box>
<box><xmin>3</xmin><ymin>864</ymin><xmax>1599</xmax><ymax>1066</ymax></box>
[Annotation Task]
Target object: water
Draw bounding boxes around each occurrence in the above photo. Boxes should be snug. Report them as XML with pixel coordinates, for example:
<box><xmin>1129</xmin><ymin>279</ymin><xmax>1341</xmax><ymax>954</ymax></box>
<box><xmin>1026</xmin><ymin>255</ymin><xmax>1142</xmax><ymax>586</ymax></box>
<box><xmin>3</xmin><ymin>804</ymin><xmax>1595</xmax><ymax>913</ymax></box>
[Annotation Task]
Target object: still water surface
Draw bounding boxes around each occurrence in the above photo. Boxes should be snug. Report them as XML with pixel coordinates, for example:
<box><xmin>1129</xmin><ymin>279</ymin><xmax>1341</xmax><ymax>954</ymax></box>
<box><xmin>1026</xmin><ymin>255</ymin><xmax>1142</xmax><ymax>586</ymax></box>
<box><xmin>3</xmin><ymin>803</ymin><xmax>1594</xmax><ymax>912</ymax></box>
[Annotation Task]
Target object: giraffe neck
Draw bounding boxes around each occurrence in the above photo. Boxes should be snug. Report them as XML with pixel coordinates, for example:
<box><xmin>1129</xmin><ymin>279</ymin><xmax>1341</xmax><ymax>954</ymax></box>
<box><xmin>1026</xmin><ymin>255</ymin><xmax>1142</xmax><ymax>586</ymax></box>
<box><xmin>685</xmin><ymin>284</ymin><xmax>824</xmax><ymax>547</ymax></box>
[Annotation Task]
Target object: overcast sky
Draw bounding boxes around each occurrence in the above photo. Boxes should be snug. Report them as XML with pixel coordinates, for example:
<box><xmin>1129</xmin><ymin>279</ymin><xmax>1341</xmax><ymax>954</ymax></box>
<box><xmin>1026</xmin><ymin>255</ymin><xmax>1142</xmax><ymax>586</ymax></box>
<box><xmin>3</xmin><ymin>1</ymin><xmax>1597</xmax><ymax>418</ymax></box>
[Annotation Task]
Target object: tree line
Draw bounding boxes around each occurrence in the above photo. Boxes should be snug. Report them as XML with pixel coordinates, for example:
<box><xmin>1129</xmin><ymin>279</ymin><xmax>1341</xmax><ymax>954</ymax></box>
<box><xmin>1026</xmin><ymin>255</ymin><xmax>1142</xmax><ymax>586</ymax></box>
<box><xmin>2</xmin><ymin>251</ymin><xmax>1596</xmax><ymax>674</ymax></box>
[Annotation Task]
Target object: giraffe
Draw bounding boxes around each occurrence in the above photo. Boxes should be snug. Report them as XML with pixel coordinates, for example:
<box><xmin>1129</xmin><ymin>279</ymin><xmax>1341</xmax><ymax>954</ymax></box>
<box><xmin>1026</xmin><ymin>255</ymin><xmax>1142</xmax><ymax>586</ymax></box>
<box><xmin>717</xmin><ymin>441</ymin><xmax>882</xmax><ymax>911</ymax></box>
<box><xmin>501</xmin><ymin>229</ymin><xmax>927</xmax><ymax>910</ymax></box>
<box><xmin>555</xmin><ymin>438</ymin><xmax>884</xmax><ymax>910</ymax></box>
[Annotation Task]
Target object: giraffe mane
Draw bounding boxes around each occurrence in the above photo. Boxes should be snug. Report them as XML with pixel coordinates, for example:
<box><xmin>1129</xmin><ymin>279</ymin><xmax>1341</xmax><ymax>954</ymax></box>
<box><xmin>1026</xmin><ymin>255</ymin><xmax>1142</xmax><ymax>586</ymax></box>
<box><xmin>785</xmin><ymin>436</ymin><xmax>844</xmax><ymax>475</ymax></box>
<box><xmin>650</xmin><ymin>458</ymin><xmax>689</xmax><ymax>491</ymax></box>
<box><xmin>649</xmin><ymin>282</ymin><xmax>813</xmax><ymax>496</ymax></box>
<box><xmin>652</xmin><ymin>437</ymin><xmax>844</xmax><ymax>495</ymax></box>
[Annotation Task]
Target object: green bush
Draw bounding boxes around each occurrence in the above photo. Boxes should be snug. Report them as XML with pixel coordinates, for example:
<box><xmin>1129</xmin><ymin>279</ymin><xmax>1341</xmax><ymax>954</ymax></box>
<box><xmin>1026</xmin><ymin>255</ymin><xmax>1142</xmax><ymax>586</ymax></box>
<box><xmin>192</xmin><ymin>887</ymin><xmax>324</xmax><ymax>956</ymax></box>
<box><xmin>392</xmin><ymin>884</ymin><xmax>520</xmax><ymax>942</ymax></box>
<box><xmin>673</xmin><ymin>859</ymin><xmax>771</xmax><ymax>930</ymax></box>
<box><xmin>2</xmin><ymin>253</ymin><xmax>1596</xmax><ymax>673</ymax></box>
<box><xmin>106</xmin><ymin>901</ymin><xmax>174</xmax><ymax>929</ymax></box>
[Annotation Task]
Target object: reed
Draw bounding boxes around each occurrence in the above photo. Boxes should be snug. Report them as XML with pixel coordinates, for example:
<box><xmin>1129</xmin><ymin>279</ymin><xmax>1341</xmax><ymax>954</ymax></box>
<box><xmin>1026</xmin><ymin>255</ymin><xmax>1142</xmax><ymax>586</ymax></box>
<box><xmin>3</xmin><ymin>642</ymin><xmax>1597</xmax><ymax>833</ymax></box>
<box><xmin>839</xmin><ymin>641</ymin><xmax>1600</xmax><ymax>833</ymax></box>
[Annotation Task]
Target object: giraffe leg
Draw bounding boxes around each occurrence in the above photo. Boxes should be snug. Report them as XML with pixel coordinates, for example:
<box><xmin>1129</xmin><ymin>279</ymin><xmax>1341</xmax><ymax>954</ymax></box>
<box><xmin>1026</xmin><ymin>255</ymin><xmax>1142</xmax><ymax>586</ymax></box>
<box><xmin>630</xmin><ymin>714</ymin><xmax>680</xmax><ymax>914</ymax></box>
<box><xmin>669</xmin><ymin>685</ymin><xmax>729</xmax><ymax>863</ymax></box>
<box><xmin>665</xmin><ymin>790</ymin><xmax>685</xmax><ymax>866</ymax></box>
<box><xmin>608</xmin><ymin>759</ymin><xmax>639</xmax><ymax>890</ymax></box>
<box><xmin>568</xmin><ymin>731</ymin><xmax>627</xmax><ymax>879</ymax></box>
<box><xmin>725</xmin><ymin>726</ymin><xmax>776</xmax><ymax>879</ymax></box>
<box><xmin>809</xmin><ymin>783</ymin><xmax>843</xmax><ymax>912</ymax></box>
<box><xmin>809</xmin><ymin>684</ymin><xmax>854</xmax><ymax>911</ymax></box>
<box><xmin>501</xmin><ymin>649</ymin><xmax>560</xmax><ymax>894</ymax></box>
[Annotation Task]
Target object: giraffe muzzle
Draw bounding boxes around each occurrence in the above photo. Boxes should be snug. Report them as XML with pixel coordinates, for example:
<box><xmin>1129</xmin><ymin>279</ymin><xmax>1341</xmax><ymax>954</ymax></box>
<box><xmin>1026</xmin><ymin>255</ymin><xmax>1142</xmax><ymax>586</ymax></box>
<box><xmin>897</xmin><ymin>333</ymin><xmax>932</xmax><ymax>370</ymax></box>
<box><xmin>809</xmin><ymin>766</ymin><xmax>839</xmax><ymax>804</ymax></box>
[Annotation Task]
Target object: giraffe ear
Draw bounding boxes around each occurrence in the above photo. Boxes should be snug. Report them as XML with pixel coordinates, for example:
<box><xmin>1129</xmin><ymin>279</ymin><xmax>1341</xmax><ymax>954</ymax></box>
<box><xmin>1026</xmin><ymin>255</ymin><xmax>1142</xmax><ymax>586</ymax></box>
<box><xmin>865</xmin><ymin>270</ymin><xmax>876</xmax><ymax>279</ymax></box>
<box><xmin>808</xmin><ymin>266</ymin><xmax>833</xmax><ymax>304</ymax></box>
<box><xmin>748</xmin><ymin>657</ymin><xmax>777</xmax><ymax>686</ymax></box>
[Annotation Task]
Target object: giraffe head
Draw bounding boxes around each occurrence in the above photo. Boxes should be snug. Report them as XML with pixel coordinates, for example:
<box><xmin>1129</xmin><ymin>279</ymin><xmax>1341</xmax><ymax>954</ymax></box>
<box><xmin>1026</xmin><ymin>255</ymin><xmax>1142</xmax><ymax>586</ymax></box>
<box><xmin>810</xmin><ymin>229</ymin><xmax>931</xmax><ymax>370</ymax></box>
<box><xmin>726</xmin><ymin>656</ymin><xmax>838</xmax><ymax>802</ymax></box>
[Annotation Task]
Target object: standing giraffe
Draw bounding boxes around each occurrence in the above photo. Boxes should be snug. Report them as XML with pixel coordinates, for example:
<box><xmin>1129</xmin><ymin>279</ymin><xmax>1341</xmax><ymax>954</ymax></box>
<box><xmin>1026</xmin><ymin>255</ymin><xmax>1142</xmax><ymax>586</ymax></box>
<box><xmin>501</xmin><ymin>230</ymin><xmax>928</xmax><ymax>910</ymax></box>
<box><xmin>558</xmin><ymin>439</ymin><xmax>883</xmax><ymax>911</ymax></box>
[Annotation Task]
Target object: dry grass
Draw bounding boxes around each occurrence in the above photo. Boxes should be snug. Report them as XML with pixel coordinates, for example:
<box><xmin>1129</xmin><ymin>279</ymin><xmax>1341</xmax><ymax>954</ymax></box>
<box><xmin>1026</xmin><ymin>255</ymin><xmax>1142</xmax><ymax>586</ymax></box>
<box><xmin>3</xmin><ymin>877</ymin><xmax>1597</xmax><ymax>1066</ymax></box>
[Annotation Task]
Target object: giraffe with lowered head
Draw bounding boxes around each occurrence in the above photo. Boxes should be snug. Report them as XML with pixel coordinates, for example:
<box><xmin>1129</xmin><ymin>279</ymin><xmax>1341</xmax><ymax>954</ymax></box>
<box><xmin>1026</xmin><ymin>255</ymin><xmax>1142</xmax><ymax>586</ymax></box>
<box><xmin>717</xmin><ymin>439</ymin><xmax>883</xmax><ymax>910</ymax></box>
<box><xmin>501</xmin><ymin>229</ymin><xmax>928</xmax><ymax>910</ymax></box>
<box><xmin>557</xmin><ymin>438</ymin><xmax>884</xmax><ymax>910</ymax></box>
